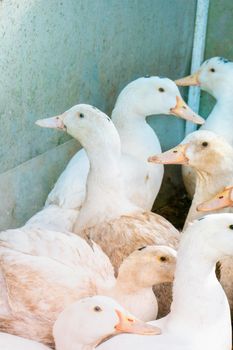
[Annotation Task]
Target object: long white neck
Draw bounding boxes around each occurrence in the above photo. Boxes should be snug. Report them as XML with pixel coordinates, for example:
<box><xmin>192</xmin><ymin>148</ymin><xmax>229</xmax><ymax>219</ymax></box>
<box><xmin>111</xmin><ymin>103</ymin><xmax>161</xmax><ymax>160</ymax></box>
<box><xmin>185</xmin><ymin>167</ymin><xmax>233</xmax><ymax>227</ymax></box>
<box><xmin>167</xmin><ymin>232</ymin><xmax>231</xmax><ymax>336</ymax></box>
<box><xmin>201</xmin><ymin>90</ymin><xmax>233</xmax><ymax>145</ymax></box>
<box><xmin>74</xmin><ymin>139</ymin><xmax>137</xmax><ymax>232</ymax></box>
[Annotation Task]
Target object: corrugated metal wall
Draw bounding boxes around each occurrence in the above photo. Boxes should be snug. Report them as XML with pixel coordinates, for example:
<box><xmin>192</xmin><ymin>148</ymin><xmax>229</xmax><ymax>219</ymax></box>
<box><xmin>0</xmin><ymin>0</ymin><xmax>197</xmax><ymax>229</ymax></box>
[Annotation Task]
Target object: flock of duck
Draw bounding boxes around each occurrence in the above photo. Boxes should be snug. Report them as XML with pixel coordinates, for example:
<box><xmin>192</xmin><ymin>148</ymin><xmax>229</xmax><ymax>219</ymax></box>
<box><xmin>1</xmin><ymin>56</ymin><xmax>233</xmax><ymax>350</ymax></box>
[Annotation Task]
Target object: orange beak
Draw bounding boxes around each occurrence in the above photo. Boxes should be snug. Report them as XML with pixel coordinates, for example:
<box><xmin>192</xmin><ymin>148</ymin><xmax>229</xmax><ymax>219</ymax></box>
<box><xmin>114</xmin><ymin>309</ymin><xmax>161</xmax><ymax>336</ymax></box>
<box><xmin>148</xmin><ymin>144</ymin><xmax>189</xmax><ymax>165</ymax></box>
<box><xmin>170</xmin><ymin>96</ymin><xmax>204</xmax><ymax>125</ymax></box>
<box><xmin>35</xmin><ymin>115</ymin><xmax>66</xmax><ymax>130</ymax></box>
<box><xmin>197</xmin><ymin>187</ymin><xmax>233</xmax><ymax>212</ymax></box>
<box><xmin>175</xmin><ymin>71</ymin><xmax>200</xmax><ymax>87</ymax></box>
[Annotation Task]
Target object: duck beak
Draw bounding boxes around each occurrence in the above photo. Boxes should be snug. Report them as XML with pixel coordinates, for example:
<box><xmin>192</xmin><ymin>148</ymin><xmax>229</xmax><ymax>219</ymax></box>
<box><xmin>175</xmin><ymin>71</ymin><xmax>200</xmax><ymax>87</ymax></box>
<box><xmin>35</xmin><ymin>115</ymin><xmax>65</xmax><ymax>130</ymax></box>
<box><xmin>114</xmin><ymin>310</ymin><xmax>161</xmax><ymax>335</ymax></box>
<box><xmin>197</xmin><ymin>187</ymin><xmax>233</xmax><ymax>212</ymax></box>
<box><xmin>170</xmin><ymin>96</ymin><xmax>204</xmax><ymax>125</ymax></box>
<box><xmin>148</xmin><ymin>144</ymin><xmax>189</xmax><ymax>165</ymax></box>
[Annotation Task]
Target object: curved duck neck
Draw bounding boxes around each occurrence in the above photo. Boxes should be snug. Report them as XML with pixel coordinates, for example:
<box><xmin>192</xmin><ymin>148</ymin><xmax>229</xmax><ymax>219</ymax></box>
<box><xmin>86</xmin><ymin>147</ymin><xmax>125</xmax><ymax>203</ymax></box>
<box><xmin>167</xmin><ymin>231</ymin><xmax>230</xmax><ymax>332</ymax></box>
<box><xmin>201</xmin><ymin>90</ymin><xmax>233</xmax><ymax>144</ymax></box>
<box><xmin>111</xmin><ymin>104</ymin><xmax>161</xmax><ymax>159</ymax></box>
<box><xmin>74</xmin><ymin>139</ymin><xmax>137</xmax><ymax>232</ymax></box>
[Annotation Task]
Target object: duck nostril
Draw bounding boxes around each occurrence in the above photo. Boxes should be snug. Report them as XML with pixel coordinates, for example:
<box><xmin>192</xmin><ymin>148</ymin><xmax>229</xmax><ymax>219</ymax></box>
<box><xmin>219</xmin><ymin>196</ymin><xmax>224</xmax><ymax>199</ymax></box>
<box><xmin>182</xmin><ymin>106</ymin><xmax>187</xmax><ymax>109</ymax></box>
<box><xmin>173</xmin><ymin>150</ymin><xmax>178</xmax><ymax>153</ymax></box>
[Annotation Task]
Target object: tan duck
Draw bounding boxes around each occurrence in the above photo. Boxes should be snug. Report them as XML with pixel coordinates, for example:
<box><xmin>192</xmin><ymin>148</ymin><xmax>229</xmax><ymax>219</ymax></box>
<box><xmin>0</xmin><ymin>228</ymin><xmax>176</xmax><ymax>345</ymax></box>
<box><xmin>148</xmin><ymin>130</ymin><xmax>233</xmax><ymax>227</ymax></box>
<box><xmin>148</xmin><ymin>130</ymin><xmax>233</xmax><ymax>312</ymax></box>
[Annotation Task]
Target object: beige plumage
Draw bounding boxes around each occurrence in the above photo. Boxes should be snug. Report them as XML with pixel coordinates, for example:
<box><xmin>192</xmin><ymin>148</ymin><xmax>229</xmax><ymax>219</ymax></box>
<box><xmin>0</xmin><ymin>227</ymin><xmax>176</xmax><ymax>345</ymax></box>
<box><xmin>78</xmin><ymin>212</ymin><xmax>179</xmax><ymax>272</ymax></box>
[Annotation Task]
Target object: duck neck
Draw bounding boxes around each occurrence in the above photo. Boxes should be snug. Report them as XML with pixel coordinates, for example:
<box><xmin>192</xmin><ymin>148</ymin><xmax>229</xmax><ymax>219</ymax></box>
<box><xmin>86</xmin><ymin>149</ymin><xmax>125</xmax><ymax>205</ymax></box>
<box><xmin>105</xmin><ymin>274</ymin><xmax>156</xmax><ymax>322</ymax></box>
<box><xmin>111</xmin><ymin>104</ymin><xmax>161</xmax><ymax>160</ymax></box>
<box><xmin>168</xmin><ymin>233</ymin><xmax>230</xmax><ymax>332</ymax></box>
<box><xmin>74</xmin><ymin>144</ymin><xmax>137</xmax><ymax>232</ymax></box>
<box><xmin>113</xmin><ymin>270</ymin><xmax>143</xmax><ymax>294</ymax></box>
<box><xmin>201</xmin><ymin>90</ymin><xmax>233</xmax><ymax>144</ymax></box>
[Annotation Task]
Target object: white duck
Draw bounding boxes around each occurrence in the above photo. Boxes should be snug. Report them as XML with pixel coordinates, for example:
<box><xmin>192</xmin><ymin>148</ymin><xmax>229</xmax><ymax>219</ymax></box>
<box><xmin>98</xmin><ymin>214</ymin><xmax>233</xmax><ymax>350</ymax></box>
<box><xmin>42</xmin><ymin>76</ymin><xmax>204</xmax><ymax>216</ymax></box>
<box><xmin>37</xmin><ymin>103</ymin><xmax>180</xmax><ymax>318</ymax></box>
<box><xmin>36</xmin><ymin>104</ymin><xmax>180</xmax><ymax>271</ymax></box>
<box><xmin>0</xmin><ymin>228</ymin><xmax>176</xmax><ymax>345</ymax></box>
<box><xmin>148</xmin><ymin>130</ymin><xmax>233</xmax><ymax>312</ymax></box>
<box><xmin>176</xmin><ymin>56</ymin><xmax>233</xmax><ymax>197</ymax></box>
<box><xmin>0</xmin><ymin>296</ymin><xmax>159</xmax><ymax>350</ymax></box>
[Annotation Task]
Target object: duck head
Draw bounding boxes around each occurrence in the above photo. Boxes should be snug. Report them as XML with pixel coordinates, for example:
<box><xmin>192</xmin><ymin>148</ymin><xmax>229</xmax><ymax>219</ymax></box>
<box><xmin>53</xmin><ymin>296</ymin><xmax>161</xmax><ymax>350</ymax></box>
<box><xmin>36</xmin><ymin>104</ymin><xmax>121</xmax><ymax>153</ymax></box>
<box><xmin>197</xmin><ymin>186</ymin><xmax>233</xmax><ymax>212</ymax></box>
<box><xmin>113</xmin><ymin>76</ymin><xmax>204</xmax><ymax>124</ymax></box>
<box><xmin>175</xmin><ymin>57</ymin><xmax>233</xmax><ymax>99</ymax></box>
<box><xmin>148</xmin><ymin>130</ymin><xmax>233</xmax><ymax>174</ymax></box>
<box><xmin>184</xmin><ymin>213</ymin><xmax>233</xmax><ymax>261</ymax></box>
<box><xmin>118</xmin><ymin>245</ymin><xmax>177</xmax><ymax>288</ymax></box>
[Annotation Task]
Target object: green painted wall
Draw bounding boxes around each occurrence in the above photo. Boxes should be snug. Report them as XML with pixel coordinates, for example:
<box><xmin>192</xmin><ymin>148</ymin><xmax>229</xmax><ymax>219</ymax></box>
<box><xmin>0</xmin><ymin>0</ymin><xmax>197</xmax><ymax>229</ymax></box>
<box><xmin>200</xmin><ymin>0</ymin><xmax>233</xmax><ymax>118</ymax></box>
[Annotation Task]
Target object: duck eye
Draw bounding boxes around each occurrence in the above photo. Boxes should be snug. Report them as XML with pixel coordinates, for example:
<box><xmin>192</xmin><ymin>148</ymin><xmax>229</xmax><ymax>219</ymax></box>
<box><xmin>229</xmin><ymin>225</ymin><xmax>233</xmax><ymax>230</ymax></box>
<box><xmin>210</xmin><ymin>68</ymin><xmax>215</xmax><ymax>73</ymax></box>
<box><xmin>159</xmin><ymin>256</ymin><xmax>167</xmax><ymax>262</ymax></box>
<box><xmin>158</xmin><ymin>87</ymin><xmax>165</xmax><ymax>92</ymax></box>
<box><xmin>94</xmin><ymin>306</ymin><xmax>102</xmax><ymax>312</ymax></box>
<box><xmin>79</xmin><ymin>113</ymin><xmax>84</xmax><ymax>118</ymax></box>
<box><xmin>202</xmin><ymin>141</ymin><xmax>208</xmax><ymax>147</ymax></box>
